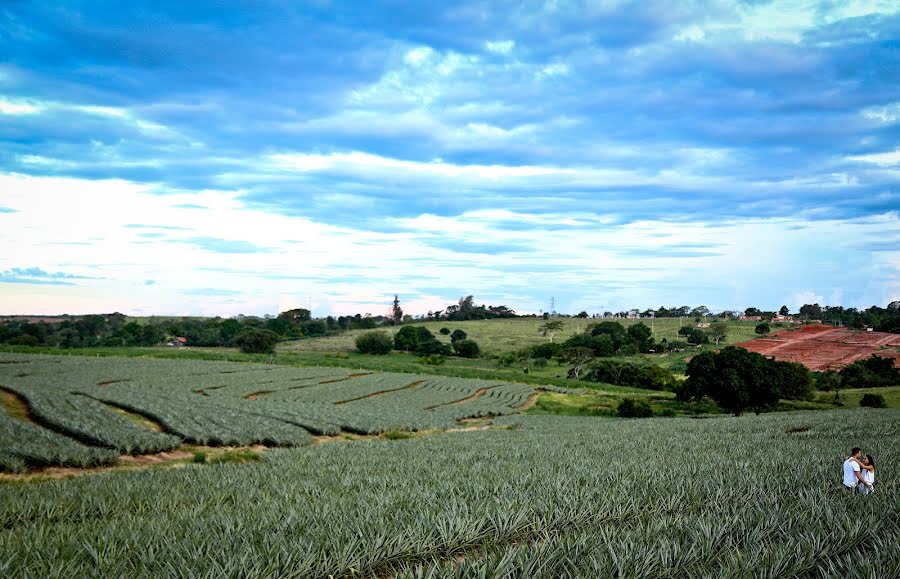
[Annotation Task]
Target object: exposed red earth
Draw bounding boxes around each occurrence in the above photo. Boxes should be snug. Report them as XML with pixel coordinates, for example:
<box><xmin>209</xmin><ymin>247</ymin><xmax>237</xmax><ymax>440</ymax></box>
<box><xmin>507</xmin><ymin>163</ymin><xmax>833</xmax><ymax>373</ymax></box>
<box><xmin>735</xmin><ymin>324</ymin><xmax>900</xmax><ymax>371</ymax></box>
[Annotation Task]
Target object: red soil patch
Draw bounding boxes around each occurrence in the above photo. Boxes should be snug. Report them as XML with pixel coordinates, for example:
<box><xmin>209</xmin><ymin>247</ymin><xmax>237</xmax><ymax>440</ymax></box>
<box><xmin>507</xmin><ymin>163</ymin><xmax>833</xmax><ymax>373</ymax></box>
<box><xmin>736</xmin><ymin>325</ymin><xmax>900</xmax><ymax>371</ymax></box>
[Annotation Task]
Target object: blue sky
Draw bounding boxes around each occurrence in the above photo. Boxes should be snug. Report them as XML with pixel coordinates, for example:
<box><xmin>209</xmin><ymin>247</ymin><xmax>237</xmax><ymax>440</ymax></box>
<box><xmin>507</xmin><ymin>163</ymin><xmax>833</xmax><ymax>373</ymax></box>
<box><xmin>1</xmin><ymin>0</ymin><xmax>898</xmax><ymax>317</ymax></box>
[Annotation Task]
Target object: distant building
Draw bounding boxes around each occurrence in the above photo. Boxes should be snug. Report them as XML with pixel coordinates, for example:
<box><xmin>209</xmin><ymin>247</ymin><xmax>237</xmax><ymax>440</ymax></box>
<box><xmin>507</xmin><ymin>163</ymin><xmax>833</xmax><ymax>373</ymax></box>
<box><xmin>167</xmin><ymin>337</ymin><xmax>187</xmax><ymax>347</ymax></box>
<box><xmin>739</xmin><ymin>315</ymin><xmax>762</xmax><ymax>321</ymax></box>
<box><xmin>696</xmin><ymin>322</ymin><xmax>710</xmax><ymax>328</ymax></box>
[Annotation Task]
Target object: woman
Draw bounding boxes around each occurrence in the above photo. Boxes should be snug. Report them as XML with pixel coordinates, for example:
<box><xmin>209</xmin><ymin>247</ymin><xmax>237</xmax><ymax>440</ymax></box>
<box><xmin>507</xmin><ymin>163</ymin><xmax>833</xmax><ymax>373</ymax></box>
<box><xmin>858</xmin><ymin>455</ymin><xmax>876</xmax><ymax>494</ymax></box>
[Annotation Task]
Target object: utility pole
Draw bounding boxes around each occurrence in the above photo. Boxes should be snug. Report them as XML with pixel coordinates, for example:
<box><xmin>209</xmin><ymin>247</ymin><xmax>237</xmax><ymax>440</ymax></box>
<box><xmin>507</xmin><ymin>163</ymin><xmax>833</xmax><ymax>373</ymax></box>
<box><xmin>550</xmin><ymin>297</ymin><xmax>556</xmax><ymax>317</ymax></box>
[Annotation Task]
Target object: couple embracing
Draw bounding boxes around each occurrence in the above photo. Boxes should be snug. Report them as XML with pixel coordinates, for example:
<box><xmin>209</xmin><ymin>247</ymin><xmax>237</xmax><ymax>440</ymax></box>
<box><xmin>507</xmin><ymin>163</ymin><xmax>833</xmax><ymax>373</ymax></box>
<box><xmin>842</xmin><ymin>447</ymin><xmax>876</xmax><ymax>494</ymax></box>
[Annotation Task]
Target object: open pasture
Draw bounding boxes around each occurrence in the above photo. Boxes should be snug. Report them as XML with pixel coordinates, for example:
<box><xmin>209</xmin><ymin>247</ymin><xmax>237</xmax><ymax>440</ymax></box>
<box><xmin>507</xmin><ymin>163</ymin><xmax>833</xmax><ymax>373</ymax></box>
<box><xmin>0</xmin><ymin>354</ymin><xmax>535</xmax><ymax>471</ymax></box>
<box><xmin>281</xmin><ymin>318</ymin><xmax>765</xmax><ymax>355</ymax></box>
<box><xmin>0</xmin><ymin>408</ymin><xmax>897</xmax><ymax>577</ymax></box>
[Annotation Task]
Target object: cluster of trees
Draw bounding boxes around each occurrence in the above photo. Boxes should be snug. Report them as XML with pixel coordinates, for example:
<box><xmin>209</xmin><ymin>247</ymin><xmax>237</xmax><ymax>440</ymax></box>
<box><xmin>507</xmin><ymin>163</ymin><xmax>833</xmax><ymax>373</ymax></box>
<box><xmin>677</xmin><ymin>347</ymin><xmax>814</xmax><ymax>416</ymax></box>
<box><xmin>425</xmin><ymin>295</ymin><xmax>516</xmax><ymax>321</ymax></box>
<box><xmin>816</xmin><ymin>355</ymin><xmax>900</xmax><ymax>392</ymax></box>
<box><xmin>355</xmin><ymin>326</ymin><xmax>481</xmax><ymax>358</ymax></box>
<box><xmin>581</xmin><ymin>360</ymin><xmax>679</xmax><ymax>391</ymax></box>
<box><xmin>0</xmin><ymin>308</ymin><xmax>394</xmax><ymax>350</ymax></box>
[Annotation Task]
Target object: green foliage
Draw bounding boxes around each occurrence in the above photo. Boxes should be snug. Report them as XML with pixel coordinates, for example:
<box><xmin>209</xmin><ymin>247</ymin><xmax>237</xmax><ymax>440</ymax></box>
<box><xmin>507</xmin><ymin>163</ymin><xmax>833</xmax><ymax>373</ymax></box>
<box><xmin>394</xmin><ymin>326</ymin><xmax>435</xmax><ymax>352</ymax></box>
<box><xmin>232</xmin><ymin>328</ymin><xmax>280</xmax><ymax>354</ymax></box>
<box><xmin>709</xmin><ymin>322</ymin><xmax>728</xmax><ymax>345</ymax></box>
<box><xmin>860</xmin><ymin>393</ymin><xmax>887</xmax><ymax>408</ymax></box>
<box><xmin>355</xmin><ymin>331</ymin><xmax>394</xmax><ymax>355</ymax></box>
<box><xmin>450</xmin><ymin>329</ymin><xmax>468</xmax><ymax>343</ymax></box>
<box><xmin>0</xmin><ymin>354</ymin><xmax>536</xmax><ymax>453</ymax></box>
<box><xmin>2</xmin><ymin>409</ymin><xmax>898</xmax><ymax>577</ymax></box>
<box><xmin>191</xmin><ymin>451</ymin><xmax>208</xmax><ymax>464</ymax></box>
<box><xmin>626</xmin><ymin>323</ymin><xmax>654</xmax><ymax>352</ymax></box>
<box><xmin>617</xmin><ymin>398</ymin><xmax>653</xmax><ymax>418</ymax></box>
<box><xmin>419</xmin><ymin>354</ymin><xmax>447</xmax><ymax>366</ymax></box>
<box><xmin>531</xmin><ymin>342</ymin><xmax>563</xmax><ymax>359</ymax></box>
<box><xmin>439</xmin><ymin>327</ymin><xmax>450</xmax><ymax>335</ymax></box>
<box><xmin>210</xmin><ymin>449</ymin><xmax>264</xmax><ymax>464</ymax></box>
<box><xmin>686</xmin><ymin>329</ymin><xmax>709</xmax><ymax>345</ymax></box>
<box><xmin>560</xmin><ymin>333</ymin><xmax>614</xmax><ymax>357</ymax></box>
<box><xmin>414</xmin><ymin>338</ymin><xmax>451</xmax><ymax>357</ymax></box>
<box><xmin>840</xmin><ymin>355</ymin><xmax>900</xmax><ymax>389</ymax></box>
<box><xmin>680</xmin><ymin>346</ymin><xmax>812</xmax><ymax>415</ymax></box>
<box><xmin>755</xmin><ymin>323</ymin><xmax>771</xmax><ymax>335</ymax></box>
<box><xmin>453</xmin><ymin>339</ymin><xmax>481</xmax><ymax>358</ymax></box>
<box><xmin>582</xmin><ymin>360</ymin><xmax>678</xmax><ymax>391</ymax></box>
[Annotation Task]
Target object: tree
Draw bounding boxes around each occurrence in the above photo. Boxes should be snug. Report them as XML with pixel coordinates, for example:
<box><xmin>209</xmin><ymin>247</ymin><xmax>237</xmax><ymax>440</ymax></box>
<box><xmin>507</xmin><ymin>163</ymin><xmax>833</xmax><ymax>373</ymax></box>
<box><xmin>278</xmin><ymin>308</ymin><xmax>311</xmax><ymax>323</ymax></box>
<box><xmin>450</xmin><ymin>329</ymin><xmax>468</xmax><ymax>343</ymax></box>
<box><xmin>439</xmin><ymin>327</ymin><xmax>450</xmax><ymax>335</ymax></box>
<box><xmin>390</xmin><ymin>295</ymin><xmax>403</xmax><ymax>325</ymax></box>
<box><xmin>415</xmin><ymin>338</ymin><xmax>451</xmax><ymax>357</ymax></box>
<box><xmin>560</xmin><ymin>347</ymin><xmax>595</xmax><ymax>380</ymax></box>
<box><xmin>709</xmin><ymin>322</ymin><xmax>728</xmax><ymax>346</ymax></box>
<box><xmin>232</xmin><ymin>328</ymin><xmax>280</xmax><ymax>354</ymax></box>
<box><xmin>576</xmin><ymin>311</ymin><xmax>589</xmax><ymax>318</ymax></box>
<box><xmin>799</xmin><ymin>303</ymin><xmax>823</xmax><ymax>320</ymax></box>
<box><xmin>355</xmin><ymin>331</ymin><xmax>394</xmax><ymax>354</ymax></box>
<box><xmin>690</xmin><ymin>306</ymin><xmax>710</xmax><ymax>318</ymax></box>
<box><xmin>779</xmin><ymin>305</ymin><xmax>790</xmax><ymax>316</ymax></box>
<box><xmin>394</xmin><ymin>326</ymin><xmax>435</xmax><ymax>352</ymax></box>
<box><xmin>681</xmin><ymin>347</ymin><xmax>787</xmax><ymax>416</ymax></box>
<box><xmin>754</xmin><ymin>323</ymin><xmax>770</xmax><ymax>335</ymax></box>
<box><xmin>539</xmin><ymin>320</ymin><xmax>565</xmax><ymax>343</ymax></box>
<box><xmin>744</xmin><ymin>307</ymin><xmax>762</xmax><ymax>317</ymax></box>
<box><xmin>590</xmin><ymin>321</ymin><xmax>628</xmax><ymax>351</ymax></box>
<box><xmin>453</xmin><ymin>339</ymin><xmax>481</xmax><ymax>358</ymax></box>
<box><xmin>627</xmin><ymin>323</ymin><xmax>654</xmax><ymax>352</ymax></box>
<box><xmin>860</xmin><ymin>393</ymin><xmax>886</xmax><ymax>408</ymax></box>
<box><xmin>617</xmin><ymin>398</ymin><xmax>653</xmax><ymax>418</ymax></box>
<box><xmin>686</xmin><ymin>329</ymin><xmax>709</xmax><ymax>345</ymax></box>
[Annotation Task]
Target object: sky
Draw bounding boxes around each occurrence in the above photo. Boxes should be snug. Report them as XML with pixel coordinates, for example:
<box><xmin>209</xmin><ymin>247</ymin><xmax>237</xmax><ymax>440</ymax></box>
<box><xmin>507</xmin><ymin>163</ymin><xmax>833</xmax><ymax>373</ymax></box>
<box><xmin>1</xmin><ymin>0</ymin><xmax>898</xmax><ymax>318</ymax></box>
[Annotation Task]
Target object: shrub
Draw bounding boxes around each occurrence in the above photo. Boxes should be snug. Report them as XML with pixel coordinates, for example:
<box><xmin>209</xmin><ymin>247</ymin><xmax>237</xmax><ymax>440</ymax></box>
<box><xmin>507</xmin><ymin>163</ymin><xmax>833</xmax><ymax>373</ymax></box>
<box><xmin>453</xmin><ymin>339</ymin><xmax>481</xmax><ymax>358</ymax></box>
<box><xmin>450</xmin><ymin>329</ymin><xmax>468</xmax><ymax>343</ymax></box>
<box><xmin>755</xmin><ymin>323</ymin><xmax>771</xmax><ymax>335</ymax></box>
<box><xmin>419</xmin><ymin>354</ymin><xmax>446</xmax><ymax>366</ymax></box>
<box><xmin>531</xmin><ymin>342</ymin><xmax>563</xmax><ymax>359</ymax></box>
<box><xmin>231</xmin><ymin>328</ymin><xmax>280</xmax><ymax>354</ymax></box>
<box><xmin>860</xmin><ymin>393</ymin><xmax>887</xmax><ymax>408</ymax></box>
<box><xmin>415</xmin><ymin>338</ymin><xmax>451</xmax><ymax>357</ymax></box>
<box><xmin>439</xmin><ymin>327</ymin><xmax>450</xmax><ymax>335</ymax></box>
<box><xmin>617</xmin><ymin>398</ymin><xmax>653</xmax><ymax>418</ymax></box>
<box><xmin>686</xmin><ymin>329</ymin><xmax>709</xmax><ymax>345</ymax></box>
<box><xmin>840</xmin><ymin>355</ymin><xmax>899</xmax><ymax>389</ymax></box>
<box><xmin>583</xmin><ymin>360</ymin><xmax>678</xmax><ymax>391</ymax></box>
<box><xmin>355</xmin><ymin>331</ymin><xmax>394</xmax><ymax>354</ymax></box>
<box><xmin>394</xmin><ymin>326</ymin><xmax>435</xmax><ymax>352</ymax></box>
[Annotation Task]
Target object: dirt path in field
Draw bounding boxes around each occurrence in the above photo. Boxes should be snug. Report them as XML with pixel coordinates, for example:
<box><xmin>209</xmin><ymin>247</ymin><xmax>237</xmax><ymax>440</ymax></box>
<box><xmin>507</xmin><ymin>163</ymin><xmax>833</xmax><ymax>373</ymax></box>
<box><xmin>97</xmin><ymin>379</ymin><xmax>130</xmax><ymax>387</ymax></box>
<box><xmin>517</xmin><ymin>391</ymin><xmax>542</xmax><ymax>411</ymax></box>
<box><xmin>244</xmin><ymin>372</ymin><xmax>373</xmax><ymax>400</ymax></box>
<box><xmin>99</xmin><ymin>400</ymin><xmax>166</xmax><ymax>432</ymax></box>
<box><xmin>334</xmin><ymin>380</ymin><xmax>424</xmax><ymax>405</ymax></box>
<box><xmin>0</xmin><ymin>386</ymin><xmax>37</xmax><ymax>423</ymax></box>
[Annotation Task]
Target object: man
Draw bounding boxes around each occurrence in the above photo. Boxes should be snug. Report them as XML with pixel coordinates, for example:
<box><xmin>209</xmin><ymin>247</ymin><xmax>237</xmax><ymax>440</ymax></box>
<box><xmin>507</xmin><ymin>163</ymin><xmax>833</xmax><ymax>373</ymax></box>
<box><xmin>842</xmin><ymin>447</ymin><xmax>866</xmax><ymax>491</ymax></box>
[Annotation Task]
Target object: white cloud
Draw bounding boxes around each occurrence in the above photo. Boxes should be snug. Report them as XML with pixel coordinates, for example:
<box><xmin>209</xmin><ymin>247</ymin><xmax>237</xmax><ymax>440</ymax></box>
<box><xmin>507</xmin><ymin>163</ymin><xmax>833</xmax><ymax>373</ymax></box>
<box><xmin>485</xmin><ymin>40</ymin><xmax>515</xmax><ymax>54</ymax></box>
<box><xmin>846</xmin><ymin>150</ymin><xmax>900</xmax><ymax>166</ymax></box>
<box><xmin>0</xmin><ymin>97</ymin><xmax>40</xmax><ymax>115</ymax></box>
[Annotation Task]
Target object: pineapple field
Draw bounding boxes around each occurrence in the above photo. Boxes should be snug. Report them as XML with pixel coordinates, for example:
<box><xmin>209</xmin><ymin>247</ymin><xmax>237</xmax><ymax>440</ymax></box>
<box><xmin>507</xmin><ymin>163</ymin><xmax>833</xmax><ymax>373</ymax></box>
<box><xmin>0</xmin><ymin>353</ymin><xmax>898</xmax><ymax>577</ymax></box>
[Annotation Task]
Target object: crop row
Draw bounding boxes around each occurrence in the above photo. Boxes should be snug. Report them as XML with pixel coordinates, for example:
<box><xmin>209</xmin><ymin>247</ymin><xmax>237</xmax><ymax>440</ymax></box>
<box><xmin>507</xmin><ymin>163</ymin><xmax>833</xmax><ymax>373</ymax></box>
<box><xmin>0</xmin><ymin>412</ymin><xmax>118</xmax><ymax>472</ymax></box>
<box><xmin>0</xmin><ymin>408</ymin><xmax>896</xmax><ymax>576</ymax></box>
<box><xmin>1</xmin><ymin>383</ymin><xmax>180</xmax><ymax>455</ymax></box>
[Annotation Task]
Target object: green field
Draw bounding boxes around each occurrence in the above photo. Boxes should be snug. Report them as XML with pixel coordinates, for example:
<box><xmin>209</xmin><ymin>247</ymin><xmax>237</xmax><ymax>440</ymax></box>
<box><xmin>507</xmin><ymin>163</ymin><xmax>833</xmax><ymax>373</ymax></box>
<box><xmin>283</xmin><ymin>317</ymin><xmax>765</xmax><ymax>354</ymax></box>
<box><xmin>1</xmin><ymin>403</ymin><xmax>897</xmax><ymax>576</ymax></box>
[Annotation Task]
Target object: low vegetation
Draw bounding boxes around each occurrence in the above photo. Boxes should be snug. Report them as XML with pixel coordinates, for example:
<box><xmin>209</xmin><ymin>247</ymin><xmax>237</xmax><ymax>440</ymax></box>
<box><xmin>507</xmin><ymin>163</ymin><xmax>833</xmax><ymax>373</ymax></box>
<box><xmin>1</xmin><ymin>410</ymin><xmax>896</xmax><ymax>576</ymax></box>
